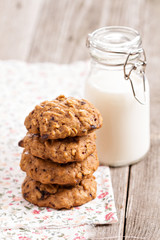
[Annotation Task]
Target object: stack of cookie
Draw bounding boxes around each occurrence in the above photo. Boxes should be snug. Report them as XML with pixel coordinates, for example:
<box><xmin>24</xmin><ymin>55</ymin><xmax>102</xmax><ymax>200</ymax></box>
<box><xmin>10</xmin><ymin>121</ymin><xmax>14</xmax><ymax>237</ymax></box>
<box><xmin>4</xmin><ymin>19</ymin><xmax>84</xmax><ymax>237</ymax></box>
<box><xmin>18</xmin><ymin>95</ymin><xmax>103</xmax><ymax>209</ymax></box>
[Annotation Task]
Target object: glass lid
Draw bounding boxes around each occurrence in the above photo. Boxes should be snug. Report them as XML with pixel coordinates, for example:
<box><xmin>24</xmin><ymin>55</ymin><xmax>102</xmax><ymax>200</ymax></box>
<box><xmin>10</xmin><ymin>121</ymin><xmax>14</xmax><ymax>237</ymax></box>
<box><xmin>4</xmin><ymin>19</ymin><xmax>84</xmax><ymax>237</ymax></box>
<box><xmin>87</xmin><ymin>26</ymin><xmax>142</xmax><ymax>54</ymax></box>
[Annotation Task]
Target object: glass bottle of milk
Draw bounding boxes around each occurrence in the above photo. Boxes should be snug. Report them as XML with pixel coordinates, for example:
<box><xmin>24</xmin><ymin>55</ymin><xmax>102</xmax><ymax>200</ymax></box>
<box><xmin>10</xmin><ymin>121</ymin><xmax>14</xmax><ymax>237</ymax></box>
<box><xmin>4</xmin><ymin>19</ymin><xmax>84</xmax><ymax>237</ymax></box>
<box><xmin>85</xmin><ymin>26</ymin><xmax>150</xmax><ymax>166</ymax></box>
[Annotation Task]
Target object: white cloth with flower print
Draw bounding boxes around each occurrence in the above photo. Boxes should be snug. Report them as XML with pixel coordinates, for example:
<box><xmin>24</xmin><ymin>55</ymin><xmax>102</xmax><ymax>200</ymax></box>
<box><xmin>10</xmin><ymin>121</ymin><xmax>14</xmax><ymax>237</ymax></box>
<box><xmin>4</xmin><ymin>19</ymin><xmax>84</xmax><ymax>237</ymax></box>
<box><xmin>0</xmin><ymin>61</ymin><xmax>118</xmax><ymax>240</ymax></box>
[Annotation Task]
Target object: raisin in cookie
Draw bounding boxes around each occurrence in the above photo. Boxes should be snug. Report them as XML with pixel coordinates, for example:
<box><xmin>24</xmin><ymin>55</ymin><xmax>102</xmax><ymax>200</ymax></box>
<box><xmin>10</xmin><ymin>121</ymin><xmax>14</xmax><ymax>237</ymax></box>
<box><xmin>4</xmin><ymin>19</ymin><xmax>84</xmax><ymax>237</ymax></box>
<box><xmin>20</xmin><ymin>150</ymin><xmax>99</xmax><ymax>185</ymax></box>
<box><xmin>18</xmin><ymin>132</ymin><xmax>96</xmax><ymax>163</ymax></box>
<box><xmin>24</xmin><ymin>95</ymin><xmax>103</xmax><ymax>140</ymax></box>
<box><xmin>22</xmin><ymin>176</ymin><xmax>97</xmax><ymax>209</ymax></box>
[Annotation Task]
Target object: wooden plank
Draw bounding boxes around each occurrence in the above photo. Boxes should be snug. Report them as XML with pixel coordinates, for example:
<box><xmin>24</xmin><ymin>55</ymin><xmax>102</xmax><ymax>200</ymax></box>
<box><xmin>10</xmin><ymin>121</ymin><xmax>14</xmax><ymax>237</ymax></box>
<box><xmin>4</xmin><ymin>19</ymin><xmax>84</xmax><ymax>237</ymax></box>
<box><xmin>88</xmin><ymin>167</ymin><xmax>129</xmax><ymax>240</ymax></box>
<box><xmin>124</xmin><ymin>0</ymin><xmax>160</xmax><ymax>239</ymax></box>
<box><xmin>143</xmin><ymin>0</ymin><xmax>160</xmax><ymax>136</ymax></box>
<box><xmin>28</xmin><ymin>0</ymin><xmax>146</xmax><ymax>63</ymax></box>
<box><xmin>28</xmin><ymin>0</ymin><xmax>108</xmax><ymax>63</ymax></box>
<box><xmin>124</xmin><ymin>139</ymin><xmax>160</xmax><ymax>240</ymax></box>
<box><xmin>0</xmin><ymin>0</ymin><xmax>44</xmax><ymax>60</ymax></box>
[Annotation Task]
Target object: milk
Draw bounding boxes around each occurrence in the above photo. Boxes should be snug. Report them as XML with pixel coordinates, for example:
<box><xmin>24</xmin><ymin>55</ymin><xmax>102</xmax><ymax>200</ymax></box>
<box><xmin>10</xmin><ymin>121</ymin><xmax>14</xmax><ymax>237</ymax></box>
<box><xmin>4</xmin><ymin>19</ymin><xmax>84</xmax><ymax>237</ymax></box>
<box><xmin>85</xmin><ymin>69</ymin><xmax>150</xmax><ymax>166</ymax></box>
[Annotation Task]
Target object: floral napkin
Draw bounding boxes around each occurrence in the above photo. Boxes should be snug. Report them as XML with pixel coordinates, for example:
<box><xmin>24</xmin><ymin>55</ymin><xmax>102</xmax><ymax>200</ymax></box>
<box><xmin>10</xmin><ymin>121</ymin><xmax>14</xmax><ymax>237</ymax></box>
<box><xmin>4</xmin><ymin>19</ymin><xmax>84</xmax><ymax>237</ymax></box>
<box><xmin>0</xmin><ymin>61</ymin><xmax>118</xmax><ymax>240</ymax></box>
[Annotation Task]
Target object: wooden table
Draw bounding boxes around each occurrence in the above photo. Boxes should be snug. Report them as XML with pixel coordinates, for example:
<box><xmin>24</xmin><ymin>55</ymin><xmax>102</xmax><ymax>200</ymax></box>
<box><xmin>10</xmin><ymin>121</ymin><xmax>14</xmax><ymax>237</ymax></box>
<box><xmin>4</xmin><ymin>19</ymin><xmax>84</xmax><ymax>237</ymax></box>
<box><xmin>0</xmin><ymin>1</ymin><xmax>159</xmax><ymax>239</ymax></box>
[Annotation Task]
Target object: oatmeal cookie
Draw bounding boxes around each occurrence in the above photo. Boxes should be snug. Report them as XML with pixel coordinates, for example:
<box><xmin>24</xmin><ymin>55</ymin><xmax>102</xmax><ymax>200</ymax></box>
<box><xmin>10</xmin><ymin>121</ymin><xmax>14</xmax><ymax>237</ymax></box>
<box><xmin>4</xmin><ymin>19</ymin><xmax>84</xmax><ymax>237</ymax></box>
<box><xmin>22</xmin><ymin>176</ymin><xmax>97</xmax><ymax>209</ymax></box>
<box><xmin>20</xmin><ymin>150</ymin><xmax>99</xmax><ymax>185</ymax></box>
<box><xmin>24</xmin><ymin>95</ymin><xmax>103</xmax><ymax>140</ymax></box>
<box><xmin>18</xmin><ymin>132</ymin><xmax>96</xmax><ymax>163</ymax></box>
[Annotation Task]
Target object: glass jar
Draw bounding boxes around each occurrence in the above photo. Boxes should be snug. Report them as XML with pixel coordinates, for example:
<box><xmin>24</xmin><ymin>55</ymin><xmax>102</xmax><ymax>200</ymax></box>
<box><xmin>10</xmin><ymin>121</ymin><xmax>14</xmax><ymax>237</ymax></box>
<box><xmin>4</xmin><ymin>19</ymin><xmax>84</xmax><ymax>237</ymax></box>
<box><xmin>85</xmin><ymin>26</ymin><xmax>150</xmax><ymax>167</ymax></box>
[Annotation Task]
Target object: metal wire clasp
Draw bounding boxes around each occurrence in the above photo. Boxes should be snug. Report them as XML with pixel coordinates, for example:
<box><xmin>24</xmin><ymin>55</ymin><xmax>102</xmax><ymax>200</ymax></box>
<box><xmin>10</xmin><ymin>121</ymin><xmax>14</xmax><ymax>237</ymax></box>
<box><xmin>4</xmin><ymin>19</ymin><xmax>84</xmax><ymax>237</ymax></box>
<box><xmin>123</xmin><ymin>48</ymin><xmax>147</xmax><ymax>105</ymax></box>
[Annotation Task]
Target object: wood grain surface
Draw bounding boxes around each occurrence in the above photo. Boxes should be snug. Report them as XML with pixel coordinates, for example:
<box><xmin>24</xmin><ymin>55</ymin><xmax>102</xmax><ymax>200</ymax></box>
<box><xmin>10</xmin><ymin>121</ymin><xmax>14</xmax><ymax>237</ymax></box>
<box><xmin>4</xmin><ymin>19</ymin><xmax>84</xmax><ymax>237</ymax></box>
<box><xmin>0</xmin><ymin>0</ymin><xmax>44</xmax><ymax>60</ymax></box>
<box><xmin>0</xmin><ymin>0</ymin><xmax>159</xmax><ymax>239</ymax></box>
